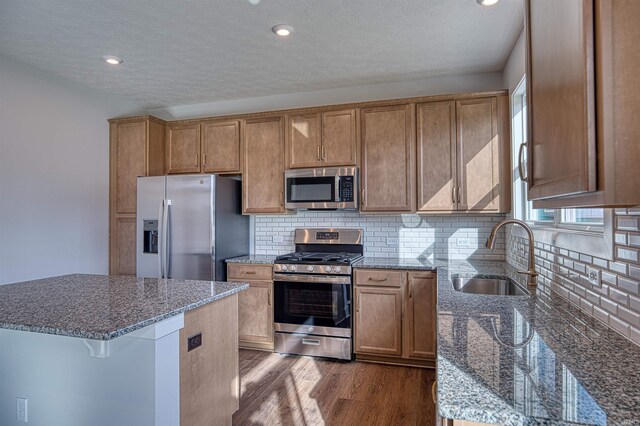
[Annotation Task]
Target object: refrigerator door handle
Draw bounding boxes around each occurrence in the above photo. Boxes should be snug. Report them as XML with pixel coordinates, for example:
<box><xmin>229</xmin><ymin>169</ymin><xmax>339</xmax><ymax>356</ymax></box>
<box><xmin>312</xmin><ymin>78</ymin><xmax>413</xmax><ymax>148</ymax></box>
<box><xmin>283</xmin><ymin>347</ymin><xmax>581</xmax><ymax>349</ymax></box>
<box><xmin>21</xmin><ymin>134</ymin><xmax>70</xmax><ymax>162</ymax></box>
<box><xmin>157</xmin><ymin>201</ymin><xmax>165</xmax><ymax>278</ymax></box>
<box><xmin>163</xmin><ymin>200</ymin><xmax>172</xmax><ymax>278</ymax></box>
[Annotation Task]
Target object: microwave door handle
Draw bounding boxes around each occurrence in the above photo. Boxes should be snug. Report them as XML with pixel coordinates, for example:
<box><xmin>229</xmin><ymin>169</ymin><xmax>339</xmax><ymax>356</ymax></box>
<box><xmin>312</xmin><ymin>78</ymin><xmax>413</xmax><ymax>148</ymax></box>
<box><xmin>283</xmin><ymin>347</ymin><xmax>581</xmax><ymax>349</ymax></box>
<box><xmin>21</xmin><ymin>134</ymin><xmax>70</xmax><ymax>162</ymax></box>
<box><xmin>335</xmin><ymin>176</ymin><xmax>341</xmax><ymax>202</ymax></box>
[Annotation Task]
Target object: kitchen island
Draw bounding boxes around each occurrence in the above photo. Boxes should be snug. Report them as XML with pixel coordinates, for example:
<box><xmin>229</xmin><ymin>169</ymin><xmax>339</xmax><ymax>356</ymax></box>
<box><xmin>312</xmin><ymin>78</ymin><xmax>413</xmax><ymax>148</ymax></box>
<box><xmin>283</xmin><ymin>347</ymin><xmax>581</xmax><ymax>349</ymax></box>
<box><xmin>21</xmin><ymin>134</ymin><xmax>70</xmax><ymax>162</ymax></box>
<box><xmin>436</xmin><ymin>260</ymin><xmax>640</xmax><ymax>425</ymax></box>
<box><xmin>0</xmin><ymin>274</ymin><xmax>248</xmax><ymax>426</ymax></box>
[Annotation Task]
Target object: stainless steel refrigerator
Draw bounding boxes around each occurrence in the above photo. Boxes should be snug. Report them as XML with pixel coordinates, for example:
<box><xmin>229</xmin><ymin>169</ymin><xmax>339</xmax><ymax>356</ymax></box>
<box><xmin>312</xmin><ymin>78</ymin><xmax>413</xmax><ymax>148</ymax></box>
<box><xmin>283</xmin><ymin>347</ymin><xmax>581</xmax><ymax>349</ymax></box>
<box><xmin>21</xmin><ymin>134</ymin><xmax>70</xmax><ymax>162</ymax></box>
<box><xmin>136</xmin><ymin>174</ymin><xmax>249</xmax><ymax>281</ymax></box>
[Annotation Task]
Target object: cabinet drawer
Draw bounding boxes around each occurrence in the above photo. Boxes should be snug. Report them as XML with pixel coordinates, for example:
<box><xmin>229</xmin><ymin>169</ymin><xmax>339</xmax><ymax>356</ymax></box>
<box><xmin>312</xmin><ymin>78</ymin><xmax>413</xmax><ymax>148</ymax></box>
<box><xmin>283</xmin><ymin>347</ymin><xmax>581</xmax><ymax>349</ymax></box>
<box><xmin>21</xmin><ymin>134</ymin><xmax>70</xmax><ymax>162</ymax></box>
<box><xmin>354</xmin><ymin>269</ymin><xmax>404</xmax><ymax>287</ymax></box>
<box><xmin>227</xmin><ymin>264</ymin><xmax>273</xmax><ymax>281</ymax></box>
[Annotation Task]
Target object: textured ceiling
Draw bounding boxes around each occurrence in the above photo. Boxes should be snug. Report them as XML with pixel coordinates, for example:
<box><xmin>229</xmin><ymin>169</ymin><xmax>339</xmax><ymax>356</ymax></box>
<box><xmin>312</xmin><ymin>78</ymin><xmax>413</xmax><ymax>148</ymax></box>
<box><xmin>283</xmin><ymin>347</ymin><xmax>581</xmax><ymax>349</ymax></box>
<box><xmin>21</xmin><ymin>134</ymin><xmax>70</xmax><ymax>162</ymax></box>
<box><xmin>0</xmin><ymin>0</ymin><xmax>523</xmax><ymax>107</ymax></box>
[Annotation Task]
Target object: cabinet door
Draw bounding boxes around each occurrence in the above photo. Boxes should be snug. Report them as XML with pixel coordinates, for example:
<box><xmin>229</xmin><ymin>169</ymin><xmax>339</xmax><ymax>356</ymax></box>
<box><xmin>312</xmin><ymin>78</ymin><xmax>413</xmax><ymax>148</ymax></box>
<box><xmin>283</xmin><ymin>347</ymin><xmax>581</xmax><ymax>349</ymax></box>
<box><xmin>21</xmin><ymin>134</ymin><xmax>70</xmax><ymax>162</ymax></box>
<box><xmin>404</xmin><ymin>272</ymin><xmax>437</xmax><ymax>359</ymax></box>
<box><xmin>111</xmin><ymin>216</ymin><xmax>137</xmax><ymax>275</ymax></box>
<box><xmin>361</xmin><ymin>104</ymin><xmax>415</xmax><ymax>212</ymax></box>
<box><xmin>112</xmin><ymin>121</ymin><xmax>147</xmax><ymax>215</ymax></box>
<box><xmin>167</xmin><ymin>123</ymin><xmax>201</xmax><ymax>174</ymax></box>
<box><xmin>243</xmin><ymin>116</ymin><xmax>285</xmax><ymax>213</ymax></box>
<box><xmin>456</xmin><ymin>97</ymin><xmax>500</xmax><ymax>212</ymax></box>
<box><xmin>525</xmin><ymin>0</ymin><xmax>596</xmax><ymax>200</ymax></box>
<box><xmin>201</xmin><ymin>120</ymin><xmax>241</xmax><ymax>173</ymax></box>
<box><xmin>287</xmin><ymin>114</ymin><xmax>322</xmax><ymax>168</ymax></box>
<box><xmin>321</xmin><ymin>109</ymin><xmax>357</xmax><ymax>166</ymax></box>
<box><xmin>237</xmin><ymin>280</ymin><xmax>273</xmax><ymax>344</ymax></box>
<box><xmin>417</xmin><ymin>101</ymin><xmax>457</xmax><ymax>212</ymax></box>
<box><xmin>354</xmin><ymin>286</ymin><xmax>403</xmax><ymax>356</ymax></box>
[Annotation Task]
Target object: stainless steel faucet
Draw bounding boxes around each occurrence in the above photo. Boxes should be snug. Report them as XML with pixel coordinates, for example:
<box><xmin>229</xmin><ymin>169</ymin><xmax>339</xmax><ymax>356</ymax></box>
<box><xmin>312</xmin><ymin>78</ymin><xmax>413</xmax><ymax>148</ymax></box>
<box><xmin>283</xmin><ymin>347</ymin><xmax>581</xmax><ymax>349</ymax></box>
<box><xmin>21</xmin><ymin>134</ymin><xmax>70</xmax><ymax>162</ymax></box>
<box><xmin>486</xmin><ymin>219</ymin><xmax>538</xmax><ymax>287</ymax></box>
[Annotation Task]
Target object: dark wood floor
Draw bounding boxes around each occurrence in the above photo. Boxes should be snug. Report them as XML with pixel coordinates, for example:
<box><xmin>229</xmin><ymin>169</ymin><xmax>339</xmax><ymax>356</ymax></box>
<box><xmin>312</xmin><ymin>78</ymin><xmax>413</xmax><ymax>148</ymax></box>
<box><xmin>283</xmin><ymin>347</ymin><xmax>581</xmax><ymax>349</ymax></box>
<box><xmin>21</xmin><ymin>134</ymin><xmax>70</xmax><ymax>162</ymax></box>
<box><xmin>233</xmin><ymin>349</ymin><xmax>436</xmax><ymax>426</ymax></box>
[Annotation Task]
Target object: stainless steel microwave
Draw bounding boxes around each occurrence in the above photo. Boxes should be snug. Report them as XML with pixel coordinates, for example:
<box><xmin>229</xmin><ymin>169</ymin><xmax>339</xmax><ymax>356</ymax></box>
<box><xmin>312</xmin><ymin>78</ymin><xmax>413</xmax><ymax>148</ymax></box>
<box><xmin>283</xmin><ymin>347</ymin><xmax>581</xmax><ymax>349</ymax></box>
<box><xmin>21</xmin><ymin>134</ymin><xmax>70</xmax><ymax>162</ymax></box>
<box><xmin>284</xmin><ymin>167</ymin><xmax>358</xmax><ymax>210</ymax></box>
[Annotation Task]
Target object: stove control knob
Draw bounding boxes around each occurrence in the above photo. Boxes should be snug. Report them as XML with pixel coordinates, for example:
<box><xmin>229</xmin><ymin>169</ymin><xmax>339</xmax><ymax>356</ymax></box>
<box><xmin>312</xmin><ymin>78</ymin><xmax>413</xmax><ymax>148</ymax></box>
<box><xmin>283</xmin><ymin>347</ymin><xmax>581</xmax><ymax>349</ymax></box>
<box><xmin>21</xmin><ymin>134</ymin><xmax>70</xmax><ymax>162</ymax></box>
<box><xmin>290</xmin><ymin>265</ymin><xmax>297</xmax><ymax>272</ymax></box>
<box><xmin>325</xmin><ymin>266</ymin><xmax>333</xmax><ymax>273</ymax></box>
<box><xmin>334</xmin><ymin>266</ymin><xmax>342</xmax><ymax>273</ymax></box>
<box><xmin>281</xmin><ymin>265</ymin><xmax>288</xmax><ymax>272</ymax></box>
<box><xmin>307</xmin><ymin>265</ymin><xmax>314</xmax><ymax>272</ymax></box>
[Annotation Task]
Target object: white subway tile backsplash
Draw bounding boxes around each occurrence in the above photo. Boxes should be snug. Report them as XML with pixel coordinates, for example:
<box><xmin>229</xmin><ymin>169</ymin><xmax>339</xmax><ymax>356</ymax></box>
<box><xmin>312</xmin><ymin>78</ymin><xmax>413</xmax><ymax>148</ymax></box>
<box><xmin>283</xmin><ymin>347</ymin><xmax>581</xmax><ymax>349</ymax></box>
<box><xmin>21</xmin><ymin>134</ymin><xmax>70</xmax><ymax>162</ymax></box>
<box><xmin>255</xmin><ymin>211</ymin><xmax>507</xmax><ymax>260</ymax></box>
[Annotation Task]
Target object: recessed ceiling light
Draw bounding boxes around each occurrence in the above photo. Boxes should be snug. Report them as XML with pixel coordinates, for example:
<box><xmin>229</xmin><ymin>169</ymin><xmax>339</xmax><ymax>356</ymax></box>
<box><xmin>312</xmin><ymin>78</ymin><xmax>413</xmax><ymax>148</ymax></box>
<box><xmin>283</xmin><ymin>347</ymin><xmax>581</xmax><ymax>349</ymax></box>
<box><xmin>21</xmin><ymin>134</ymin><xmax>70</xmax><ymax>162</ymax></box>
<box><xmin>103</xmin><ymin>55</ymin><xmax>123</xmax><ymax>65</ymax></box>
<box><xmin>477</xmin><ymin>0</ymin><xmax>500</xmax><ymax>6</ymax></box>
<box><xmin>272</xmin><ymin>24</ymin><xmax>294</xmax><ymax>37</ymax></box>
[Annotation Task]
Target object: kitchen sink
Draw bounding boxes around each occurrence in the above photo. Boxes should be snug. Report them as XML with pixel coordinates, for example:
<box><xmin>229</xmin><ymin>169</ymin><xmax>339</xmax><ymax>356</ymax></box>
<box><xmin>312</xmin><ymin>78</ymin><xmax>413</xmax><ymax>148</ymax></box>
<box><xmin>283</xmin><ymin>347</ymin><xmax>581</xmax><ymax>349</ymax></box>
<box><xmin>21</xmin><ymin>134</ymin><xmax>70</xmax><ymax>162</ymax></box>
<box><xmin>452</xmin><ymin>277</ymin><xmax>529</xmax><ymax>296</ymax></box>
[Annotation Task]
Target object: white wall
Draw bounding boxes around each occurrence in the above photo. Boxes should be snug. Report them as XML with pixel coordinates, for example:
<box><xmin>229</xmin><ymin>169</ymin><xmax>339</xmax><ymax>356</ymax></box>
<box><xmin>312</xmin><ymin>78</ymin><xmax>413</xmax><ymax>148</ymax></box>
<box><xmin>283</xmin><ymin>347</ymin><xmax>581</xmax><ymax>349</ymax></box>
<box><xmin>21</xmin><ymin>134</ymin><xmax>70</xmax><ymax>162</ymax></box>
<box><xmin>149</xmin><ymin>72</ymin><xmax>504</xmax><ymax>120</ymax></box>
<box><xmin>0</xmin><ymin>57</ymin><xmax>143</xmax><ymax>285</ymax></box>
<box><xmin>503</xmin><ymin>28</ymin><xmax>526</xmax><ymax>93</ymax></box>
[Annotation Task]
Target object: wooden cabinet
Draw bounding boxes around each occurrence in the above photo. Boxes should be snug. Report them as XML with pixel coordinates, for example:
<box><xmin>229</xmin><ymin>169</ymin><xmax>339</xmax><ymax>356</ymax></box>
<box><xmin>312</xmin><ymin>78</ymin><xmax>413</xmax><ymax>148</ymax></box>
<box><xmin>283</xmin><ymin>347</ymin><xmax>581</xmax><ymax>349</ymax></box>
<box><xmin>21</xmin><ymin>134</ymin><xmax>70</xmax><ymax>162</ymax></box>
<box><xmin>109</xmin><ymin>116</ymin><xmax>165</xmax><ymax>275</ymax></box>
<box><xmin>201</xmin><ymin>119</ymin><xmax>242</xmax><ymax>174</ymax></box>
<box><xmin>166</xmin><ymin>122</ymin><xmax>201</xmax><ymax>174</ymax></box>
<box><xmin>243</xmin><ymin>116</ymin><xmax>285</xmax><ymax>214</ymax></box>
<box><xmin>354</xmin><ymin>286</ymin><xmax>403</xmax><ymax>356</ymax></box>
<box><xmin>287</xmin><ymin>109</ymin><xmax>357</xmax><ymax>168</ymax></box>
<box><xmin>354</xmin><ymin>268</ymin><xmax>437</xmax><ymax>366</ymax></box>
<box><xmin>180</xmin><ymin>294</ymin><xmax>240</xmax><ymax>426</ymax></box>
<box><xmin>404</xmin><ymin>272</ymin><xmax>437</xmax><ymax>359</ymax></box>
<box><xmin>360</xmin><ymin>104</ymin><xmax>415</xmax><ymax>212</ymax></box>
<box><xmin>417</xmin><ymin>96</ymin><xmax>510</xmax><ymax>213</ymax></box>
<box><xmin>525</xmin><ymin>0</ymin><xmax>640</xmax><ymax>207</ymax></box>
<box><xmin>227</xmin><ymin>264</ymin><xmax>274</xmax><ymax>350</ymax></box>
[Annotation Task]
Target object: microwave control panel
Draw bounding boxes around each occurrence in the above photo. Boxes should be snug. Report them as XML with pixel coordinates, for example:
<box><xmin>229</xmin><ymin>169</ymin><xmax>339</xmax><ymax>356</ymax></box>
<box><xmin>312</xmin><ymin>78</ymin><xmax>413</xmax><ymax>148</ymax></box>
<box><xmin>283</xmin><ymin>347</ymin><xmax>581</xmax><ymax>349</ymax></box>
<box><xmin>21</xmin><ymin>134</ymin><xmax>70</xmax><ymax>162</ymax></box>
<box><xmin>338</xmin><ymin>176</ymin><xmax>354</xmax><ymax>202</ymax></box>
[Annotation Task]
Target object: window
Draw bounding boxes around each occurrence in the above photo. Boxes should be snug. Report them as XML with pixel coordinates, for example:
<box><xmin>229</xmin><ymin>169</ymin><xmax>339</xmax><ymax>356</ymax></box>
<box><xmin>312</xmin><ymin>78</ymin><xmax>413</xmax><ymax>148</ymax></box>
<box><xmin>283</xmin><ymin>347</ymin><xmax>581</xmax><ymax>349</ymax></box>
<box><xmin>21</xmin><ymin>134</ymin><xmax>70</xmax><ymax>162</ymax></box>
<box><xmin>511</xmin><ymin>76</ymin><xmax>613</xmax><ymax>259</ymax></box>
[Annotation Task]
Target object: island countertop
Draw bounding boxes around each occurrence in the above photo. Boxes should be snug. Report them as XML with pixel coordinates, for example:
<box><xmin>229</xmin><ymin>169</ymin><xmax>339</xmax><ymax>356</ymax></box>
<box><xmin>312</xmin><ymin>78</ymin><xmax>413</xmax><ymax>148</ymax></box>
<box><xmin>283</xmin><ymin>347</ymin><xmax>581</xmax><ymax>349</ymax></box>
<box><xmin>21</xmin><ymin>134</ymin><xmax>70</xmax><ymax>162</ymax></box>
<box><xmin>0</xmin><ymin>274</ymin><xmax>248</xmax><ymax>340</ymax></box>
<box><xmin>436</xmin><ymin>260</ymin><xmax>640</xmax><ymax>426</ymax></box>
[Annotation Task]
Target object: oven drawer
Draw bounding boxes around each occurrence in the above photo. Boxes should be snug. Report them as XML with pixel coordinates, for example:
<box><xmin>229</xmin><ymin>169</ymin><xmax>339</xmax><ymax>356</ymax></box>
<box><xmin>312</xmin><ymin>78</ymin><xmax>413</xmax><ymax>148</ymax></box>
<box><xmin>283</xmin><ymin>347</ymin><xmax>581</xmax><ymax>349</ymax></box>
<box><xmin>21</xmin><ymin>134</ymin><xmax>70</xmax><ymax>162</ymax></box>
<box><xmin>354</xmin><ymin>269</ymin><xmax>404</xmax><ymax>287</ymax></box>
<box><xmin>227</xmin><ymin>264</ymin><xmax>273</xmax><ymax>281</ymax></box>
<box><xmin>275</xmin><ymin>332</ymin><xmax>352</xmax><ymax>360</ymax></box>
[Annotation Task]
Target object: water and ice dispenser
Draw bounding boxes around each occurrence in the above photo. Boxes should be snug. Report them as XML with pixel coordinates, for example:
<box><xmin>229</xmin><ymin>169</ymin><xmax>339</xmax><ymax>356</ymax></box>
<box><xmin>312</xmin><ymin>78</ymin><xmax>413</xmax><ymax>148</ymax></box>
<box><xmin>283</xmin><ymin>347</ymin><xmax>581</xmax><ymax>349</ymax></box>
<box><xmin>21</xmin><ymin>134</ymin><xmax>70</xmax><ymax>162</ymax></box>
<box><xmin>143</xmin><ymin>220</ymin><xmax>159</xmax><ymax>254</ymax></box>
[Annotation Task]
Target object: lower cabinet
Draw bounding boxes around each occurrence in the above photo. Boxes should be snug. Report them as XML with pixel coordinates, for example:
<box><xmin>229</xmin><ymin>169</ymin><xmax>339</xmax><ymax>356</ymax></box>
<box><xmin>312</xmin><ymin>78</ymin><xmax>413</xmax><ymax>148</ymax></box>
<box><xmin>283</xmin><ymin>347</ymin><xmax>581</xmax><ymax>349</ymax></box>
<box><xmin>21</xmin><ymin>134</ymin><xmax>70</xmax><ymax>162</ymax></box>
<box><xmin>227</xmin><ymin>264</ymin><xmax>274</xmax><ymax>350</ymax></box>
<box><xmin>354</xmin><ymin>268</ymin><xmax>437</xmax><ymax>366</ymax></box>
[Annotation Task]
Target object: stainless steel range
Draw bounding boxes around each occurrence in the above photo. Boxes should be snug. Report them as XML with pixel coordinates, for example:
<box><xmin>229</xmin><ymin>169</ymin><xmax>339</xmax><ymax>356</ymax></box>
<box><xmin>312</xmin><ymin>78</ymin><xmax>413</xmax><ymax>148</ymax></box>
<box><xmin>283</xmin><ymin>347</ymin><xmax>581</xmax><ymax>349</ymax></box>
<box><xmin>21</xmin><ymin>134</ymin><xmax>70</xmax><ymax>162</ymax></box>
<box><xmin>273</xmin><ymin>228</ymin><xmax>363</xmax><ymax>360</ymax></box>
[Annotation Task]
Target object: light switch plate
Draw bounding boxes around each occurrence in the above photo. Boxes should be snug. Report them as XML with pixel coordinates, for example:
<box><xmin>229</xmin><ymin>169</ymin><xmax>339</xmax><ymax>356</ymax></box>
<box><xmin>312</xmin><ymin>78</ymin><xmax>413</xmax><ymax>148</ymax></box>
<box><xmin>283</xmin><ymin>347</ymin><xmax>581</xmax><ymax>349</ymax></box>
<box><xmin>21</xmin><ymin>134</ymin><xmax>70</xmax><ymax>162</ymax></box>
<box><xmin>456</xmin><ymin>238</ymin><xmax>471</xmax><ymax>247</ymax></box>
<box><xmin>272</xmin><ymin>235</ymin><xmax>284</xmax><ymax>243</ymax></box>
<box><xmin>586</xmin><ymin>266</ymin><xmax>601</xmax><ymax>287</ymax></box>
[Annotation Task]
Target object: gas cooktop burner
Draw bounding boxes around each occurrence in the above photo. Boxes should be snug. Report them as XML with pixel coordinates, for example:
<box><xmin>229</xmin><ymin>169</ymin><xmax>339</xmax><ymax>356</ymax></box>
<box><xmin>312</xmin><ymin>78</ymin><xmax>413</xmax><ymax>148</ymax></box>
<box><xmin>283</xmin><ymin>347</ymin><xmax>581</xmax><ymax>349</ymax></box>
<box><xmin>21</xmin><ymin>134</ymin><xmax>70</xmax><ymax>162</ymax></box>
<box><xmin>275</xmin><ymin>252</ymin><xmax>363</xmax><ymax>265</ymax></box>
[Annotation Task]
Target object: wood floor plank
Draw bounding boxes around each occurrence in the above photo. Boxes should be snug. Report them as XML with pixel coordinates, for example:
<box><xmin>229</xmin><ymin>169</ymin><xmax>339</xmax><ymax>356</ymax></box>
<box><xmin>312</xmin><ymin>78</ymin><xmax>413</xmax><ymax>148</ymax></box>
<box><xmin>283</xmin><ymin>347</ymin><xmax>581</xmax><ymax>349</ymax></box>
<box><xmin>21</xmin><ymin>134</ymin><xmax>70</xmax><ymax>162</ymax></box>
<box><xmin>233</xmin><ymin>350</ymin><xmax>435</xmax><ymax>426</ymax></box>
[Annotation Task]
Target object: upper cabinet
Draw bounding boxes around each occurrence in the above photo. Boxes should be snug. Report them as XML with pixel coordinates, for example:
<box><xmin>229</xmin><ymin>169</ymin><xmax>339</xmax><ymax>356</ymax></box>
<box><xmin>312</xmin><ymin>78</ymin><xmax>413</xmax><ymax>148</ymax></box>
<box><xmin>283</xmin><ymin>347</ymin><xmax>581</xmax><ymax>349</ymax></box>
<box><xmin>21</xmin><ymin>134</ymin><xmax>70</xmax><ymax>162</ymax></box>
<box><xmin>201</xmin><ymin>119</ymin><xmax>242</xmax><ymax>174</ymax></box>
<box><xmin>360</xmin><ymin>104</ymin><xmax>415</xmax><ymax>212</ymax></box>
<box><xmin>417</xmin><ymin>95</ymin><xmax>510</xmax><ymax>213</ymax></box>
<box><xmin>286</xmin><ymin>109</ymin><xmax>357</xmax><ymax>169</ymax></box>
<box><xmin>108</xmin><ymin>116</ymin><xmax>166</xmax><ymax>275</ymax></box>
<box><xmin>243</xmin><ymin>116</ymin><xmax>285</xmax><ymax>214</ymax></box>
<box><xmin>166</xmin><ymin>122</ymin><xmax>201</xmax><ymax>174</ymax></box>
<box><xmin>525</xmin><ymin>0</ymin><xmax>640</xmax><ymax>207</ymax></box>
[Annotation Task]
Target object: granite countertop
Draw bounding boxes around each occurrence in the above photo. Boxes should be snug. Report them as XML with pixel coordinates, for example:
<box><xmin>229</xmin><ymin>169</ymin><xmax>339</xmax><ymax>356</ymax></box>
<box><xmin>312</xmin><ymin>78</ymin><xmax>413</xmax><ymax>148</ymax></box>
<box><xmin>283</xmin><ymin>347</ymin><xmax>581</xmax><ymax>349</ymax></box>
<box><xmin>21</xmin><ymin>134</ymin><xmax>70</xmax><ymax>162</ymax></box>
<box><xmin>436</xmin><ymin>260</ymin><xmax>640</xmax><ymax>426</ymax></box>
<box><xmin>226</xmin><ymin>255</ymin><xmax>278</xmax><ymax>264</ymax></box>
<box><xmin>0</xmin><ymin>274</ymin><xmax>248</xmax><ymax>340</ymax></box>
<box><xmin>353</xmin><ymin>256</ymin><xmax>437</xmax><ymax>270</ymax></box>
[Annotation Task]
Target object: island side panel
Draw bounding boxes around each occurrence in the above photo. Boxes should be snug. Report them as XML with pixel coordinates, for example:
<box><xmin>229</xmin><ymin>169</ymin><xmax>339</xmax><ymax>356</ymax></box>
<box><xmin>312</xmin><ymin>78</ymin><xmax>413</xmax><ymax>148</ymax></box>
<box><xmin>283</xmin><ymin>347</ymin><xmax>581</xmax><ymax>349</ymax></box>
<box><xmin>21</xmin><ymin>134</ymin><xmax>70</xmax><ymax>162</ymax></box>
<box><xmin>180</xmin><ymin>293</ymin><xmax>240</xmax><ymax>426</ymax></box>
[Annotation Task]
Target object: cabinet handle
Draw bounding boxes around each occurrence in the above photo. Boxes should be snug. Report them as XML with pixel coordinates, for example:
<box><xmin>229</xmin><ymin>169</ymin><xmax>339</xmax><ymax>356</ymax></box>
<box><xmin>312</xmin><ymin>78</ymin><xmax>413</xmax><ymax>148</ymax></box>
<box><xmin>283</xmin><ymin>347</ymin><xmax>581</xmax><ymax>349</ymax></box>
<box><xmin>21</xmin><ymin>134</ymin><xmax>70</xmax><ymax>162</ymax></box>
<box><xmin>452</xmin><ymin>186</ymin><xmax>456</xmax><ymax>204</ymax></box>
<box><xmin>202</xmin><ymin>154</ymin><xmax>207</xmax><ymax>167</ymax></box>
<box><xmin>195</xmin><ymin>153</ymin><xmax>199</xmax><ymax>166</ymax></box>
<box><xmin>518</xmin><ymin>141</ymin><xmax>529</xmax><ymax>183</ymax></box>
<box><xmin>432</xmin><ymin>381</ymin><xmax>437</xmax><ymax>405</ymax></box>
<box><xmin>355</xmin><ymin>293</ymin><xmax>359</xmax><ymax>312</ymax></box>
<box><xmin>268</xmin><ymin>289</ymin><xmax>271</xmax><ymax>306</ymax></box>
<box><xmin>321</xmin><ymin>146</ymin><xmax>326</xmax><ymax>161</ymax></box>
<box><xmin>361</xmin><ymin>189</ymin><xmax>366</xmax><ymax>206</ymax></box>
<box><xmin>280</xmin><ymin>191</ymin><xmax>284</xmax><ymax>207</ymax></box>
<box><xmin>457</xmin><ymin>186</ymin><xmax>461</xmax><ymax>205</ymax></box>
<box><xmin>409</xmin><ymin>277</ymin><xmax>413</xmax><ymax>299</ymax></box>
<box><xmin>317</xmin><ymin>145</ymin><xmax>321</xmax><ymax>161</ymax></box>
<box><xmin>302</xmin><ymin>338</ymin><xmax>320</xmax><ymax>346</ymax></box>
<box><xmin>368</xmin><ymin>277</ymin><xmax>388</xmax><ymax>282</ymax></box>
<box><xmin>243</xmin><ymin>271</ymin><xmax>256</xmax><ymax>275</ymax></box>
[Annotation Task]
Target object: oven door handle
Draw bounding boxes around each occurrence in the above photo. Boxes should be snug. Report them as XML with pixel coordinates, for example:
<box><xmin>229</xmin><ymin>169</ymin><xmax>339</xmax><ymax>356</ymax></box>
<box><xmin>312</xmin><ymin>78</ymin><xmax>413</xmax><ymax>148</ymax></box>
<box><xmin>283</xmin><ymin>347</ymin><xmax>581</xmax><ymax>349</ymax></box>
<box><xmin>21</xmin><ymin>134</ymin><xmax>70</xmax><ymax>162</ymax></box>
<box><xmin>273</xmin><ymin>273</ymin><xmax>351</xmax><ymax>285</ymax></box>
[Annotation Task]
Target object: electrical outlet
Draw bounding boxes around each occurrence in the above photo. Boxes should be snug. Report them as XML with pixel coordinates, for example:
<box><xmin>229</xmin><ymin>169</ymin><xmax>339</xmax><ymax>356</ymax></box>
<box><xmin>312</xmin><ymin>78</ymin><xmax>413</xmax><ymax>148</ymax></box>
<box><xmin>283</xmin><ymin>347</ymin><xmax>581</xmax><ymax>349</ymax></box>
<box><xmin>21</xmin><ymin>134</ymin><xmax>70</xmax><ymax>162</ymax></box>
<box><xmin>386</xmin><ymin>237</ymin><xmax>398</xmax><ymax>245</ymax></box>
<box><xmin>272</xmin><ymin>235</ymin><xmax>284</xmax><ymax>243</ymax></box>
<box><xmin>456</xmin><ymin>238</ymin><xmax>471</xmax><ymax>248</ymax></box>
<box><xmin>16</xmin><ymin>397</ymin><xmax>27</xmax><ymax>422</ymax></box>
<box><xmin>586</xmin><ymin>266</ymin><xmax>601</xmax><ymax>287</ymax></box>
